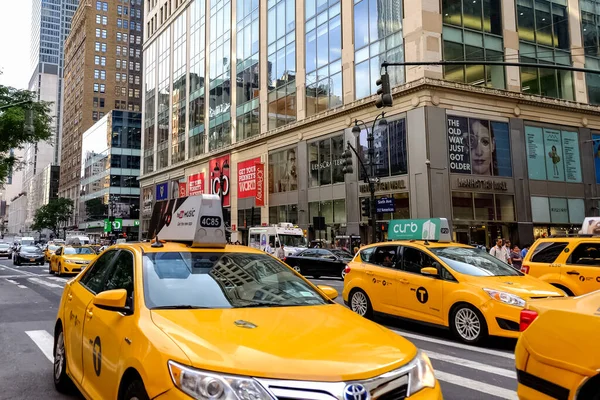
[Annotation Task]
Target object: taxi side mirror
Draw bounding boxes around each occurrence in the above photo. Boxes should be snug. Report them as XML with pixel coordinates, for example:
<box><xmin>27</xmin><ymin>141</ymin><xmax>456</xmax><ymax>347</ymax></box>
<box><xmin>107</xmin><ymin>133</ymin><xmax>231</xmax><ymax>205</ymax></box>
<box><xmin>421</xmin><ymin>267</ymin><xmax>439</xmax><ymax>276</ymax></box>
<box><xmin>93</xmin><ymin>289</ymin><xmax>130</xmax><ymax>313</ymax></box>
<box><xmin>317</xmin><ymin>285</ymin><xmax>338</xmax><ymax>300</ymax></box>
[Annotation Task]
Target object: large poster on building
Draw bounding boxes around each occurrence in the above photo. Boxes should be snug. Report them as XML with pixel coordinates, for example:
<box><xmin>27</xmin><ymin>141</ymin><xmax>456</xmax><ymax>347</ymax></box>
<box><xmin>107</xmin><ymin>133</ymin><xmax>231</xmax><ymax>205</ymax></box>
<box><xmin>447</xmin><ymin>116</ymin><xmax>511</xmax><ymax>176</ymax></box>
<box><xmin>209</xmin><ymin>155</ymin><xmax>230</xmax><ymax>207</ymax></box>
<box><xmin>525</xmin><ymin>126</ymin><xmax>582</xmax><ymax>182</ymax></box>
<box><xmin>594</xmin><ymin>134</ymin><xmax>600</xmax><ymax>184</ymax></box>
<box><xmin>238</xmin><ymin>157</ymin><xmax>261</xmax><ymax>198</ymax></box>
<box><xmin>188</xmin><ymin>172</ymin><xmax>205</xmax><ymax>196</ymax></box>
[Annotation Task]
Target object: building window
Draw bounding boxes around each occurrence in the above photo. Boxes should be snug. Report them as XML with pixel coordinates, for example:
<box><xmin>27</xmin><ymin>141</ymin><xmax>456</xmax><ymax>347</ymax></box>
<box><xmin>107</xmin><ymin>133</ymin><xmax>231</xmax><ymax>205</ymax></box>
<box><xmin>101</xmin><ymin>43</ymin><xmax>107</xmax><ymax>52</ymax></box>
<box><xmin>102</xmin><ymin>15</ymin><xmax>107</xmax><ymax>25</ymax></box>
<box><xmin>305</xmin><ymin>0</ymin><xmax>342</xmax><ymax>117</ymax></box>
<box><xmin>517</xmin><ymin>0</ymin><xmax>573</xmax><ymax>100</ymax></box>
<box><xmin>100</xmin><ymin>70</ymin><xmax>106</xmax><ymax>80</ymax></box>
<box><xmin>101</xmin><ymin>57</ymin><xmax>106</xmax><ymax>66</ymax></box>
<box><xmin>94</xmin><ymin>69</ymin><xmax>100</xmax><ymax>79</ymax></box>
<box><xmin>452</xmin><ymin>192</ymin><xmax>515</xmax><ymax>221</ymax></box>
<box><xmin>96</xmin><ymin>14</ymin><xmax>101</xmax><ymax>24</ymax></box>
<box><xmin>581</xmin><ymin>0</ymin><xmax>600</xmax><ymax>104</ymax></box>
<box><xmin>117</xmin><ymin>59</ymin><xmax>121</xmax><ymax>68</ymax></box>
<box><xmin>446</xmin><ymin>115</ymin><xmax>512</xmax><ymax>176</ymax></box>
<box><xmin>99</xmin><ymin>98</ymin><xmax>105</xmax><ymax>107</ymax></box>
<box><xmin>308</xmin><ymin>134</ymin><xmax>345</xmax><ymax>187</ymax></box>
<box><xmin>100</xmin><ymin>84</ymin><xmax>105</xmax><ymax>93</ymax></box>
<box><xmin>308</xmin><ymin>200</ymin><xmax>346</xmax><ymax>237</ymax></box>
<box><xmin>531</xmin><ymin>196</ymin><xmax>584</xmax><ymax>224</ymax></box>
<box><xmin>524</xmin><ymin>125</ymin><xmax>582</xmax><ymax>182</ymax></box>
<box><xmin>188</xmin><ymin>0</ymin><xmax>206</xmax><ymax>158</ymax></box>
<box><xmin>96</xmin><ymin>28</ymin><xmax>101</xmax><ymax>37</ymax></box>
<box><xmin>268</xmin><ymin>204</ymin><xmax>299</xmax><ymax>225</ymax></box>
<box><xmin>354</xmin><ymin>0</ymin><xmax>405</xmax><ymax>99</ymax></box>
<box><xmin>357</xmin><ymin>117</ymin><xmax>407</xmax><ymax>179</ymax></box>
<box><xmin>96</xmin><ymin>1</ymin><xmax>101</xmax><ymax>10</ymax></box>
<box><xmin>269</xmin><ymin>147</ymin><xmax>297</xmax><ymax>193</ymax></box>
<box><xmin>94</xmin><ymin>83</ymin><xmax>99</xmax><ymax>92</ymax></box>
<box><xmin>267</xmin><ymin>0</ymin><xmax>296</xmax><ymax>130</ymax></box>
<box><xmin>95</xmin><ymin>55</ymin><xmax>100</xmax><ymax>65</ymax></box>
<box><xmin>102</xmin><ymin>29</ymin><xmax>107</xmax><ymax>38</ymax></box>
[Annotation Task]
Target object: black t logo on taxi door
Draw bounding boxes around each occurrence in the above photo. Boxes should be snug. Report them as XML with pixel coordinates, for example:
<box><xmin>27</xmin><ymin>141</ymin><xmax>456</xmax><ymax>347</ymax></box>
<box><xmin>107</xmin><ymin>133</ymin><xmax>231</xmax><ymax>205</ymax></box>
<box><xmin>93</xmin><ymin>336</ymin><xmax>102</xmax><ymax>376</ymax></box>
<box><xmin>416</xmin><ymin>287</ymin><xmax>429</xmax><ymax>304</ymax></box>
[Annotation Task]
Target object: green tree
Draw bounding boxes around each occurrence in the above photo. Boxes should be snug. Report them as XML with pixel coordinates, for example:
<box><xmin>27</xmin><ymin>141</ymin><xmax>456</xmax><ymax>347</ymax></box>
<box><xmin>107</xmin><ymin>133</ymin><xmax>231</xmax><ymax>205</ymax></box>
<box><xmin>31</xmin><ymin>198</ymin><xmax>75</xmax><ymax>237</ymax></box>
<box><xmin>0</xmin><ymin>85</ymin><xmax>53</xmax><ymax>184</ymax></box>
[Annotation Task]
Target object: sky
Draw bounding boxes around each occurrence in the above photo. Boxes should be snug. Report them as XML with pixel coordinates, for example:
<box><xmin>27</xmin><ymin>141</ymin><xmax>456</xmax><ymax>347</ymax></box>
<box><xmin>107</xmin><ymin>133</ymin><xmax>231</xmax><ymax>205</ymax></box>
<box><xmin>0</xmin><ymin>0</ymin><xmax>33</xmax><ymax>90</ymax></box>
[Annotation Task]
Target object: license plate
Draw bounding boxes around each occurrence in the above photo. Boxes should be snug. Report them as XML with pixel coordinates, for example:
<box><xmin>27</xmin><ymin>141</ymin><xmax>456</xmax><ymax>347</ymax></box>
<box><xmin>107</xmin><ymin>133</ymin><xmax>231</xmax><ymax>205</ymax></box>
<box><xmin>30</xmin><ymin>258</ymin><xmax>35</xmax><ymax>262</ymax></box>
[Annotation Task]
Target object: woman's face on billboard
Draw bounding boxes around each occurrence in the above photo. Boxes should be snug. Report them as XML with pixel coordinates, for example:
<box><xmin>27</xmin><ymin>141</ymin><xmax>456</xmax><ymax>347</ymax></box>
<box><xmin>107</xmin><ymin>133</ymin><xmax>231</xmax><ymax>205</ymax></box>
<box><xmin>470</xmin><ymin>121</ymin><xmax>494</xmax><ymax>175</ymax></box>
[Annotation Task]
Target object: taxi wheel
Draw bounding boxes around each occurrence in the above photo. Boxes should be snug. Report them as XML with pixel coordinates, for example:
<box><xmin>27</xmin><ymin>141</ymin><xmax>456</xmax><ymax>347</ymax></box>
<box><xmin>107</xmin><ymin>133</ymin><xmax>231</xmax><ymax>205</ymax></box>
<box><xmin>349</xmin><ymin>289</ymin><xmax>373</xmax><ymax>319</ymax></box>
<box><xmin>122</xmin><ymin>379</ymin><xmax>150</xmax><ymax>400</ymax></box>
<box><xmin>450</xmin><ymin>303</ymin><xmax>488</xmax><ymax>344</ymax></box>
<box><xmin>53</xmin><ymin>327</ymin><xmax>72</xmax><ymax>393</ymax></box>
<box><xmin>57</xmin><ymin>264</ymin><xmax>63</xmax><ymax>277</ymax></box>
<box><xmin>48</xmin><ymin>264</ymin><xmax>54</xmax><ymax>275</ymax></box>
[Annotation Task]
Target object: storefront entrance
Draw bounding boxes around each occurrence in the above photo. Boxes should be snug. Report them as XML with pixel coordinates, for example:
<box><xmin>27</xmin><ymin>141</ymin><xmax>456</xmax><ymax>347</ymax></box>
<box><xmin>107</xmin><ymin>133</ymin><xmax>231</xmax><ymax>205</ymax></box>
<box><xmin>453</xmin><ymin>223</ymin><xmax>514</xmax><ymax>249</ymax></box>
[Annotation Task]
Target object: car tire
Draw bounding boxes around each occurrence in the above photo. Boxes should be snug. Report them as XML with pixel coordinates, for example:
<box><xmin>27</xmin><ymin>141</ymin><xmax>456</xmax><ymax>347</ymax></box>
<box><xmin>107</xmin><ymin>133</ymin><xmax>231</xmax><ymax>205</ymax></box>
<box><xmin>123</xmin><ymin>379</ymin><xmax>150</xmax><ymax>400</ymax></box>
<box><xmin>13</xmin><ymin>258</ymin><xmax>19</xmax><ymax>266</ymax></box>
<box><xmin>53</xmin><ymin>326</ymin><xmax>72</xmax><ymax>393</ymax></box>
<box><xmin>48</xmin><ymin>264</ymin><xmax>54</xmax><ymax>275</ymax></box>
<box><xmin>450</xmin><ymin>303</ymin><xmax>488</xmax><ymax>344</ymax></box>
<box><xmin>57</xmin><ymin>263</ymin><xmax>63</xmax><ymax>277</ymax></box>
<box><xmin>340</xmin><ymin>268</ymin><xmax>346</xmax><ymax>280</ymax></box>
<box><xmin>349</xmin><ymin>289</ymin><xmax>373</xmax><ymax>319</ymax></box>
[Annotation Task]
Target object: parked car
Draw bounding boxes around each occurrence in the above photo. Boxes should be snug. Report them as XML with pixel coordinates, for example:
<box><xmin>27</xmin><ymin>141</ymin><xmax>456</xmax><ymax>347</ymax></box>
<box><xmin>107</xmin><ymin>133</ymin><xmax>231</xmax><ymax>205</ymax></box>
<box><xmin>284</xmin><ymin>248</ymin><xmax>353</xmax><ymax>279</ymax></box>
<box><xmin>0</xmin><ymin>242</ymin><xmax>12</xmax><ymax>258</ymax></box>
<box><xmin>13</xmin><ymin>245</ymin><xmax>45</xmax><ymax>266</ymax></box>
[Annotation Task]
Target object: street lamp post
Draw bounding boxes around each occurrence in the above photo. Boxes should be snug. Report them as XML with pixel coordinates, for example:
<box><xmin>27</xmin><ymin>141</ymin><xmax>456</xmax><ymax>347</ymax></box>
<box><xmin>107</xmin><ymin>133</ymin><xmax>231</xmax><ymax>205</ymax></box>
<box><xmin>343</xmin><ymin>112</ymin><xmax>388</xmax><ymax>244</ymax></box>
<box><xmin>213</xmin><ymin>160</ymin><xmax>230</xmax><ymax>238</ymax></box>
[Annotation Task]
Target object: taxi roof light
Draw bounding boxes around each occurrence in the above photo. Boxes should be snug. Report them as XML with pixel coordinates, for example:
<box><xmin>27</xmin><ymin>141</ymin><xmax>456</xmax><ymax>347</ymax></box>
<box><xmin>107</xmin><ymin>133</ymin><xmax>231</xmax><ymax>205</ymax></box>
<box><xmin>148</xmin><ymin>194</ymin><xmax>227</xmax><ymax>249</ymax></box>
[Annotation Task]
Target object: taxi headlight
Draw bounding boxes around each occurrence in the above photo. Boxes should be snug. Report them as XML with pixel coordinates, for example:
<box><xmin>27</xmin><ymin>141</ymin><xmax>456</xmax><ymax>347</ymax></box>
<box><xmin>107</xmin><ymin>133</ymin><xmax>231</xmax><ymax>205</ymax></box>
<box><xmin>407</xmin><ymin>350</ymin><xmax>436</xmax><ymax>396</ymax></box>
<box><xmin>168</xmin><ymin>360</ymin><xmax>272</xmax><ymax>400</ymax></box>
<box><xmin>483</xmin><ymin>288</ymin><xmax>525</xmax><ymax>307</ymax></box>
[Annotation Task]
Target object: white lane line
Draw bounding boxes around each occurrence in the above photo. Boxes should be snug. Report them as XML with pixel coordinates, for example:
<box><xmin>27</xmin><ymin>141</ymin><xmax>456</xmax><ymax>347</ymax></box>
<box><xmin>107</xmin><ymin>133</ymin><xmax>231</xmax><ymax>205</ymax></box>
<box><xmin>0</xmin><ymin>275</ymin><xmax>40</xmax><ymax>280</ymax></box>
<box><xmin>48</xmin><ymin>277</ymin><xmax>68</xmax><ymax>283</ymax></box>
<box><xmin>28</xmin><ymin>277</ymin><xmax>63</xmax><ymax>289</ymax></box>
<box><xmin>6</xmin><ymin>279</ymin><xmax>18</xmax><ymax>284</ymax></box>
<box><xmin>0</xmin><ymin>265</ymin><xmax>38</xmax><ymax>276</ymax></box>
<box><xmin>435</xmin><ymin>370</ymin><xmax>518</xmax><ymax>400</ymax></box>
<box><xmin>18</xmin><ymin>285</ymin><xmax>28</xmax><ymax>289</ymax></box>
<box><xmin>25</xmin><ymin>330</ymin><xmax>54</xmax><ymax>363</ymax></box>
<box><xmin>426</xmin><ymin>350</ymin><xmax>516</xmax><ymax>378</ymax></box>
<box><xmin>389</xmin><ymin>329</ymin><xmax>515</xmax><ymax>360</ymax></box>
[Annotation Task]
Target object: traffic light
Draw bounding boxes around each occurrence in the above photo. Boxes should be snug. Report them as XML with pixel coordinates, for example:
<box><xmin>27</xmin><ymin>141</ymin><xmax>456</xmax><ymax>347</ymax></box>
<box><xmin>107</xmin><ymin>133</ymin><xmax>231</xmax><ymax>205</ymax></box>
<box><xmin>375</xmin><ymin>72</ymin><xmax>393</xmax><ymax>108</ymax></box>
<box><xmin>341</xmin><ymin>148</ymin><xmax>353</xmax><ymax>174</ymax></box>
<box><xmin>361</xmin><ymin>198</ymin><xmax>371</xmax><ymax>217</ymax></box>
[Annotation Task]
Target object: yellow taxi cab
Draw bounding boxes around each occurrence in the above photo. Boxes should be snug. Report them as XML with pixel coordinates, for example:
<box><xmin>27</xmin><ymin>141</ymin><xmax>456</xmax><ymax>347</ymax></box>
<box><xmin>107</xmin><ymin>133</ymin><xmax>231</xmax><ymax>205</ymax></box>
<box><xmin>515</xmin><ymin>290</ymin><xmax>600</xmax><ymax>399</ymax></box>
<box><xmin>45</xmin><ymin>243</ymin><xmax>61</xmax><ymax>262</ymax></box>
<box><xmin>49</xmin><ymin>245</ymin><xmax>97</xmax><ymax>276</ymax></box>
<box><xmin>343</xmin><ymin>218</ymin><xmax>566</xmax><ymax>344</ymax></box>
<box><xmin>520</xmin><ymin>220</ymin><xmax>600</xmax><ymax>296</ymax></box>
<box><xmin>52</xmin><ymin>195</ymin><xmax>443</xmax><ymax>400</ymax></box>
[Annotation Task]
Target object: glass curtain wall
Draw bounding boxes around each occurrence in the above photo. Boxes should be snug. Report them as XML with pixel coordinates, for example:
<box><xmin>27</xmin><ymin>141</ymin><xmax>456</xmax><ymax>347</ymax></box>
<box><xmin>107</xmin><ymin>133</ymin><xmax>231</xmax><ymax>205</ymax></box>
<box><xmin>189</xmin><ymin>0</ymin><xmax>206</xmax><ymax>157</ymax></box>
<box><xmin>157</xmin><ymin>28</ymin><xmax>171</xmax><ymax>169</ymax></box>
<box><xmin>517</xmin><ymin>0</ymin><xmax>573</xmax><ymax>100</ymax></box>
<box><xmin>209</xmin><ymin>0</ymin><xmax>232</xmax><ymax>151</ymax></box>
<box><xmin>305</xmin><ymin>0</ymin><xmax>342</xmax><ymax>117</ymax></box>
<box><xmin>354</xmin><ymin>0</ymin><xmax>404</xmax><ymax>99</ymax></box>
<box><xmin>442</xmin><ymin>0</ymin><xmax>505</xmax><ymax>88</ymax></box>
<box><xmin>308</xmin><ymin>134</ymin><xmax>345</xmax><ymax>186</ymax></box>
<box><xmin>172</xmin><ymin>12</ymin><xmax>187</xmax><ymax>164</ymax></box>
<box><xmin>267</xmin><ymin>0</ymin><xmax>296</xmax><ymax>129</ymax></box>
<box><xmin>581</xmin><ymin>0</ymin><xmax>600</xmax><ymax>104</ymax></box>
<box><xmin>236</xmin><ymin>0</ymin><xmax>260</xmax><ymax>141</ymax></box>
<box><xmin>144</xmin><ymin>41</ymin><xmax>156</xmax><ymax>174</ymax></box>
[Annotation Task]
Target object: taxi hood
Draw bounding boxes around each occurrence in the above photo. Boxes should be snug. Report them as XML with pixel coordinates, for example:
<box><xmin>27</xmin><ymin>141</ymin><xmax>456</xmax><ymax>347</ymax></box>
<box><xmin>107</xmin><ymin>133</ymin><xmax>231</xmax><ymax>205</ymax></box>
<box><xmin>467</xmin><ymin>274</ymin><xmax>565</xmax><ymax>299</ymax></box>
<box><xmin>151</xmin><ymin>304</ymin><xmax>417</xmax><ymax>382</ymax></box>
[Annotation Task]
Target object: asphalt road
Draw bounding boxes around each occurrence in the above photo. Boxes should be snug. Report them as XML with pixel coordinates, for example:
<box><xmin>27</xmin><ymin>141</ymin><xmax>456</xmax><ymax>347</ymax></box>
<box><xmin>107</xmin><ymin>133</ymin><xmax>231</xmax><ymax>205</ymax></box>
<box><xmin>0</xmin><ymin>261</ymin><xmax>518</xmax><ymax>400</ymax></box>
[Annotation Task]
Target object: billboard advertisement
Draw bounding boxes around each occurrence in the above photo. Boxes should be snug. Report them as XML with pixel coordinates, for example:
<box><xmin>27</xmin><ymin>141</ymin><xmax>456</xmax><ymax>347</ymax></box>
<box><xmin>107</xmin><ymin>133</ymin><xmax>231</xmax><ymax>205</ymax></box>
<box><xmin>209</xmin><ymin>155</ymin><xmax>230</xmax><ymax>207</ymax></box>
<box><xmin>188</xmin><ymin>172</ymin><xmax>205</xmax><ymax>196</ymax></box>
<box><xmin>525</xmin><ymin>126</ymin><xmax>582</xmax><ymax>183</ymax></box>
<box><xmin>237</xmin><ymin>157</ymin><xmax>261</xmax><ymax>198</ymax></box>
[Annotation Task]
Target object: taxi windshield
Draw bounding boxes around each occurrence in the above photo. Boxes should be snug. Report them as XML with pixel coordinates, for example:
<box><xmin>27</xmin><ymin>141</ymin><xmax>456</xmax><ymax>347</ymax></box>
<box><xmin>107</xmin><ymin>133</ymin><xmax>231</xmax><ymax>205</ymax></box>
<box><xmin>48</xmin><ymin>245</ymin><xmax>60</xmax><ymax>251</ymax></box>
<box><xmin>278</xmin><ymin>234</ymin><xmax>307</xmax><ymax>248</ymax></box>
<box><xmin>143</xmin><ymin>252</ymin><xmax>328</xmax><ymax>309</ymax></box>
<box><xmin>430</xmin><ymin>247</ymin><xmax>521</xmax><ymax>277</ymax></box>
<box><xmin>63</xmin><ymin>247</ymin><xmax>94</xmax><ymax>255</ymax></box>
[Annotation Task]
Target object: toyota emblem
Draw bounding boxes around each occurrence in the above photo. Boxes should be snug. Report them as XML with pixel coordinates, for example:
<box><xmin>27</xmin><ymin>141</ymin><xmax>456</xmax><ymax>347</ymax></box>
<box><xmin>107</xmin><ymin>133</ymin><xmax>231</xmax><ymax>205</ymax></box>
<box><xmin>343</xmin><ymin>384</ymin><xmax>369</xmax><ymax>400</ymax></box>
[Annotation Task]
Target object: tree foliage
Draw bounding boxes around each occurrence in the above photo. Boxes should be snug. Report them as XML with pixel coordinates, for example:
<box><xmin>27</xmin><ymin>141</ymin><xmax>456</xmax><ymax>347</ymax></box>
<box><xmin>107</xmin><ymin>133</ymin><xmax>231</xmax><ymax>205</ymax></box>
<box><xmin>0</xmin><ymin>85</ymin><xmax>53</xmax><ymax>185</ymax></box>
<box><xmin>31</xmin><ymin>198</ymin><xmax>75</xmax><ymax>236</ymax></box>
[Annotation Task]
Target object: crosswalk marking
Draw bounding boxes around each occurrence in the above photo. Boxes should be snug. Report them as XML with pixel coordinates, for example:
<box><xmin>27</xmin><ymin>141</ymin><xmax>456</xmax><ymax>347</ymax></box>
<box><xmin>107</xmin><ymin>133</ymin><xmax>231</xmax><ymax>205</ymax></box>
<box><xmin>47</xmin><ymin>277</ymin><xmax>68</xmax><ymax>283</ymax></box>
<box><xmin>25</xmin><ymin>330</ymin><xmax>54</xmax><ymax>363</ymax></box>
<box><xmin>390</xmin><ymin>328</ymin><xmax>515</xmax><ymax>360</ymax></box>
<box><xmin>28</xmin><ymin>277</ymin><xmax>63</xmax><ymax>289</ymax></box>
<box><xmin>6</xmin><ymin>279</ymin><xmax>18</xmax><ymax>285</ymax></box>
<box><xmin>426</xmin><ymin>349</ymin><xmax>516</xmax><ymax>378</ymax></box>
<box><xmin>435</xmin><ymin>370</ymin><xmax>518</xmax><ymax>400</ymax></box>
<box><xmin>18</xmin><ymin>285</ymin><xmax>27</xmax><ymax>289</ymax></box>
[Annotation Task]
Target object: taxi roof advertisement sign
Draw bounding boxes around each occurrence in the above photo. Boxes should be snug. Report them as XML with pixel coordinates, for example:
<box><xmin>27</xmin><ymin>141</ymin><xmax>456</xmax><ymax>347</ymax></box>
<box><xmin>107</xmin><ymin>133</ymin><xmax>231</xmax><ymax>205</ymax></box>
<box><xmin>387</xmin><ymin>218</ymin><xmax>451</xmax><ymax>242</ymax></box>
<box><xmin>147</xmin><ymin>194</ymin><xmax>226</xmax><ymax>247</ymax></box>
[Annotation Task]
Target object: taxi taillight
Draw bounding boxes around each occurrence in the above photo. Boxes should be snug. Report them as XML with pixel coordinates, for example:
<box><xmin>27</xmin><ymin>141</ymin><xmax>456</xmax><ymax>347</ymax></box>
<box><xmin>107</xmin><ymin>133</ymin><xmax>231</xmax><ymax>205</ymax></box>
<box><xmin>521</xmin><ymin>264</ymin><xmax>530</xmax><ymax>274</ymax></box>
<box><xmin>344</xmin><ymin>265</ymin><xmax>351</xmax><ymax>274</ymax></box>
<box><xmin>519</xmin><ymin>309</ymin><xmax>538</xmax><ymax>332</ymax></box>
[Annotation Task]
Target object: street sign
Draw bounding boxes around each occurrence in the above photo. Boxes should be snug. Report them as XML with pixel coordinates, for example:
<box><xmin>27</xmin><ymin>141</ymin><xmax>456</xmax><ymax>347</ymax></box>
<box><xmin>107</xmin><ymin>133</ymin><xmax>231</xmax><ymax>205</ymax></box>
<box><xmin>134</xmin><ymin>220</ymin><xmax>140</xmax><ymax>226</ymax></box>
<box><xmin>387</xmin><ymin>218</ymin><xmax>451</xmax><ymax>242</ymax></box>
<box><xmin>376</xmin><ymin>197</ymin><xmax>395</xmax><ymax>213</ymax></box>
<box><xmin>104</xmin><ymin>218</ymin><xmax>123</xmax><ymax>233</ymax></box>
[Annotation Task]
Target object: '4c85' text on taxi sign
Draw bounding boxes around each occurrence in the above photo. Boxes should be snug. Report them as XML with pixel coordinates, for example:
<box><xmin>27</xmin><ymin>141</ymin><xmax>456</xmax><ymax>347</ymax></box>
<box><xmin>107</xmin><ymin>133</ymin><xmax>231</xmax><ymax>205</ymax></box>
<box><xmin>387</xmin><ymin>218</ymin><xmax>451</xmax><ymax>242</ymax></box>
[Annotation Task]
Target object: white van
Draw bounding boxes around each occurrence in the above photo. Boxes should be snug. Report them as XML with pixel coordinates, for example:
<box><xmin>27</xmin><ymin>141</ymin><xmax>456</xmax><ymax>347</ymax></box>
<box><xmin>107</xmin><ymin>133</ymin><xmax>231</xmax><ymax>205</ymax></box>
<box><xmin>248</xmin><ymin>223</ymin><xmax>307</xmax><ymax>257</ymax></box>
<box><xmin>66</xmin><ymin>235</ymin><xmax>91</xmax><ymax>246</ymax></box>
<box><xmin>20</xmin><ymin>237</ymin><xmax>35</xmax><ymax>246</ymax></box>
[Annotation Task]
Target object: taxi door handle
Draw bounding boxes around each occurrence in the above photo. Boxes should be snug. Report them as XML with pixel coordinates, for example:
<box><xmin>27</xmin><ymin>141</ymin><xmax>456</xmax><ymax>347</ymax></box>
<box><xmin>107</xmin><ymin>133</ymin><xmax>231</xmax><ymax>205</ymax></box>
<box><xmin>67</xmin><ymin>294</ymin><xmax>73</xmax><ymax>301</ymax></box>
<box><xmin>86</xmin><ymin>309</ymin><xmax>93</xmax><ymax>319</ymax></box>
<box><xmin>366</xmin><ymin>271</ymin><xmax>374</xmax><ymax>276</ymax></box>
<box><xmin>566</xmin><ymin>271</ymin><xmax>580</xmax><ymax>275</ymax></box>
<box><xmin>399</xmin><ymin>279</ymin><xmax>410</xmax><ymax>284</ymax></box>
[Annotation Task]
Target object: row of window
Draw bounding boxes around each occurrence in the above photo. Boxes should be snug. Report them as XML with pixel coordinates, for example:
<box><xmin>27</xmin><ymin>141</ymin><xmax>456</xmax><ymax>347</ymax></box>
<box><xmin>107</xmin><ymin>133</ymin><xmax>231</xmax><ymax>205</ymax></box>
<box><xmin>94</xmin><ymin>42</ymin><xmax>107</xmax><ymax>52</ymax></box>
<box><xmin>117</xmin><ymin>46</ymin><xmax>141</xmax><ymax>57</ymax></box>
<box><xmin>115</xmin><ymin>87</ymin><xmax>141</xmax><ymax>98</ymax></box>
<box><xmin>116</xmin><ymin>73</ymin><xmax>141</xmax><ymax>85</ymax></box>
<box><xmin>117</xmin><ymin>19</ymin><xmax>142</xmax><ymax>31</ymax></box>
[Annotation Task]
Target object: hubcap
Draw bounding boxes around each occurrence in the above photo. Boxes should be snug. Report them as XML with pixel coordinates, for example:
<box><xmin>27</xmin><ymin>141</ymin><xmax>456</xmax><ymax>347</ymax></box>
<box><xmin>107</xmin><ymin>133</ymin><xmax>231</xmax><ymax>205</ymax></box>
<box><xmin>54</xmin><ymin>332</ymin><xmax>65</xmax><ymax>380</ymax></box>
<box><xmin>292</xmin><ymin>266</ymin><xmax>301</xmax><ymax>273</ymax></box>
<box><xmin>341</xmin><ymin>270</ymin><xmax>346</xmax><ymax>279</ymax></box>
<box><xmin>351</xmin><ymin>292</ymin><xmax>368</xmax><ymax>316</ymax></box>
<box><xmin>455</xmin><ymin>308</ymin><xmax>481</xmax><ymax>341</ymax></box>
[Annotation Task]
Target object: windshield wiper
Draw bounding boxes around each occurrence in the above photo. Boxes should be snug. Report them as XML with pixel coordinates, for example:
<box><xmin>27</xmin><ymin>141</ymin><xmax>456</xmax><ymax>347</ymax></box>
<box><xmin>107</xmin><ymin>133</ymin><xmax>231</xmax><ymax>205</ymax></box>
<box><xmin>233</xmin><ymin>301</ymin><xmax>301</xmax><ymax>308</ymax></box>
<box><xmin>151</xmin><ymin>305</ymin><xmax>210</xmax><ymax>310</ymax></box>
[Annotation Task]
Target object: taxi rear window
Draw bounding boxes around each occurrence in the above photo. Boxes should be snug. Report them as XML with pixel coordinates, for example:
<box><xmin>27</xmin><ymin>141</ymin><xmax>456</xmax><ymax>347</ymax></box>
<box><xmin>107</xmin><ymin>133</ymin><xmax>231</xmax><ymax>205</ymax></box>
<box><xmin>142</xmin><ymin>252</ymin><xmax>329</xmax><ymax>309</ymax></box>
<box><xmin>530</xmin><ymin>242</ymin><xmax>568</xmax><ymax>263</ymax></box>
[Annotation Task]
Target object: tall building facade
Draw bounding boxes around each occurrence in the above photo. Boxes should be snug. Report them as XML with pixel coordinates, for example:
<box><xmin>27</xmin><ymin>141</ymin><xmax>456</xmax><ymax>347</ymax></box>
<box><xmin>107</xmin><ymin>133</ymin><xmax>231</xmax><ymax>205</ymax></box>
<box><xmin>60</xmin><ymin>0</ymin><xmax>144</xmax><ymax>228</ymax></box>
<box><xmin>140</xmin><ymin>0</ymin><xmax>600</xmax><ymax>247</ymax></box>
